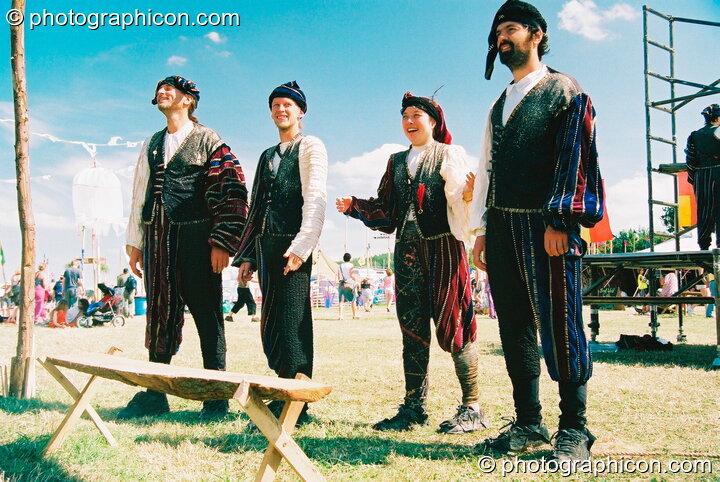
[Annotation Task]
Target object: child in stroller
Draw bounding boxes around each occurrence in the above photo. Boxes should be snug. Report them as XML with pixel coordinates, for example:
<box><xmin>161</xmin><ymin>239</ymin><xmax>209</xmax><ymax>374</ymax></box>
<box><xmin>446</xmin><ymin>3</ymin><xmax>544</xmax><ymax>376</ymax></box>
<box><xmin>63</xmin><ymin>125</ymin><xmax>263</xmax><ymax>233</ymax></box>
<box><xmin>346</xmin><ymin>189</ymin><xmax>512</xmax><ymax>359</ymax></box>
<box><xmin>77</xmin><ymin>283</ymin><xmax>126</xmax><ymax>327</ymax></box>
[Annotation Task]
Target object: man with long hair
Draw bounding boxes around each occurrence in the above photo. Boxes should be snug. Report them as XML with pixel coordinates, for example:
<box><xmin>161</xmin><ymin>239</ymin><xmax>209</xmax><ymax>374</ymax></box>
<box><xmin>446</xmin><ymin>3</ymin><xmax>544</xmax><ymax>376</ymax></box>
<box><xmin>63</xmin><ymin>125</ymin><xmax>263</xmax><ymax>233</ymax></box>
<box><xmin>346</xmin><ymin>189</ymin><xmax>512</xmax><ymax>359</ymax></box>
<box><xmin>121</xmin><ymin>75</ymin><xmax>248</xmax><ymax>420</ymax></box>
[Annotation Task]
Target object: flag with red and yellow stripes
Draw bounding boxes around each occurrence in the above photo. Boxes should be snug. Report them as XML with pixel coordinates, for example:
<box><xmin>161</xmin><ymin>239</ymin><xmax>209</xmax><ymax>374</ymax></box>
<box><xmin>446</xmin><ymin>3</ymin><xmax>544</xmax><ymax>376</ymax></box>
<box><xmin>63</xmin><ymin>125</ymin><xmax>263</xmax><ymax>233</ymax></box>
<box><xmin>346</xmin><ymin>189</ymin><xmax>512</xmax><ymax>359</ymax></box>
<box><xmin>677</xmin><ymin>171</ymin><xmax>697</xmax><ymax>228</ymax></box>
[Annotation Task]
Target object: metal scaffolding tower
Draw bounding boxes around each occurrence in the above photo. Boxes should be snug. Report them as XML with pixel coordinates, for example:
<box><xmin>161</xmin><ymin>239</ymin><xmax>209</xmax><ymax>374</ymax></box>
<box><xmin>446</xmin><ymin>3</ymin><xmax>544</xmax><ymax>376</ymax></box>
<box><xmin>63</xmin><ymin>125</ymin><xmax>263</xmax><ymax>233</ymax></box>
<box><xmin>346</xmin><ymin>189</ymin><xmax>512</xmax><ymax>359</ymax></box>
<box><xmin>643</xmin><ymin>5</ymin><xmax>720</xmax><ymax>251</ymax></box>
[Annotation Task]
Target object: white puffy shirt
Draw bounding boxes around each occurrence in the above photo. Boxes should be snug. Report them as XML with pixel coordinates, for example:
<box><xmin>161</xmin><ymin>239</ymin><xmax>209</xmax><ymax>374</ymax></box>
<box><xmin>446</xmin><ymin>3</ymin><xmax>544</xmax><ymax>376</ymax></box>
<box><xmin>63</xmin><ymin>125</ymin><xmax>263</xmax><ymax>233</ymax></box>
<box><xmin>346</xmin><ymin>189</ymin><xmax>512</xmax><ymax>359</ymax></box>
<box><xmin>408</xmin><ymin>142</ymin><xmax>474</xmax><ymax>245</ymax></box>
<box><xmin>282</xmin><ymin>135</ymin><xmax>328</xmax><ymax>261</ymax></box>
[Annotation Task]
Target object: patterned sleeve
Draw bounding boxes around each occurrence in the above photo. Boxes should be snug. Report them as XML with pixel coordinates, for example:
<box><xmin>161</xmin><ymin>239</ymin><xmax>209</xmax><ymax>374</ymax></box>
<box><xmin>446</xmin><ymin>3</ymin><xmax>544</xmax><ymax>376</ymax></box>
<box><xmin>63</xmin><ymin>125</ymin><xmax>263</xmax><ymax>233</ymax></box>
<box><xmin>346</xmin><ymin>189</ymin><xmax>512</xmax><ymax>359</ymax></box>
<box><xmin>685</xmin><ymin>132</ymin><xmax>697</xmax><ymax>185</ymax></box>
<box><xmin>543</xmin><ymin>93</ymin><xmax>604</xmax><ymax>230</ymax></box>
<box><xmin>346</xmin><ymin>156</ymin><xmax>397</xmax><ymax>234</ymax></box>
<box><xmin>205</xmin><ymin>144</ymin><xmax>249</xmax><ymax>254</ymax></box>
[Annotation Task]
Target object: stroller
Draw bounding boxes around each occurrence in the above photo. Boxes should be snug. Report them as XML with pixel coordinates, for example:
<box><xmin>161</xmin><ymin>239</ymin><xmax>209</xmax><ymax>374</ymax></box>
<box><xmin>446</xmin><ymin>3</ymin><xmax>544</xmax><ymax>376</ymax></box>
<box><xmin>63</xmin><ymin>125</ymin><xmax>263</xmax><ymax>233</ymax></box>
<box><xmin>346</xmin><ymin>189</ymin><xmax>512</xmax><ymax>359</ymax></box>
<box><xmin>77</xmin><ymin>283</ymin><xmax>126</xmax><ymax>328</ymax></box>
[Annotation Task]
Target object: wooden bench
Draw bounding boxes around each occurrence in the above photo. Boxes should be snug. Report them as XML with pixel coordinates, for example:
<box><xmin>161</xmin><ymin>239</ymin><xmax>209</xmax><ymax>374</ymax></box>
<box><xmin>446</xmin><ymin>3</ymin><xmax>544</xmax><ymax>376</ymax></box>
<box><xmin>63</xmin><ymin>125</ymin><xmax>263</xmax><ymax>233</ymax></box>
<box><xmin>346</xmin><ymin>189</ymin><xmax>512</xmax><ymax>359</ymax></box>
<box><xmin>38</xmin><ymin>349</ymin><xmax>332</xmax><ymax>481</ymax></box>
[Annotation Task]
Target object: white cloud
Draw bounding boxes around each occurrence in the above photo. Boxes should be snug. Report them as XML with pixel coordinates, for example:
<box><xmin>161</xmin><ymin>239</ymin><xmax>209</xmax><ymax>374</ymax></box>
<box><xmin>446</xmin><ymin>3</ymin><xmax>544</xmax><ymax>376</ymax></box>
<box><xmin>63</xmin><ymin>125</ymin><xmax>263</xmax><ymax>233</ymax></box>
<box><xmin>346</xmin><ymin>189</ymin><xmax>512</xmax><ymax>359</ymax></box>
<box><xmin>0</xmin><ymin>105</ymin><xmax>59</xmax><ymax>140</ymax></box>
<box><xmin>86</xmin><ymin>44</ymin><xmax>134</xmax><ymax>65</ymax></box>
<box><xmin>202</xmin><ymin>45</ymin><xmax>233</xmax><ymax>58</ymax></box>
<box><xmin>605</xmin><ymin>172</ymin><xmax>673</xmax><ymax>232</ymax></box>
<box><xmin>166</xmin><ymin>55</ymin><xmax>187</xmax><ymax>66</ymax></box>
<box><xmin>0</xmin><ymin>101</ymin><xmax>14</xmax><ymax>119</ymax></box>
<box><xmin>558</xmin><ymin>0</ymin><xmax>639</xmax><ymax>41</ymax></box>
<box><xmin>204</xmin><ymin>32</ymin><xmax>226</xmax><ymax>44</ymax></box>
<box><xmin>331</xmin><ymin>143</ymin><xmax>406</xmax><ymax>196</ymax></box>
<box><xmin>314</xmin><ymin>144</ymin><xmax>408</xmax><ymax>260</ymax></box>
<box><xmin>0</xmin><ymin>149</ymin><xmax>136</xmax><ymax>278</ymax></box>
<box><xmin>604</xmin><ymin>4</ymin><xmax>637</xmax><ymax>21</ymax></box>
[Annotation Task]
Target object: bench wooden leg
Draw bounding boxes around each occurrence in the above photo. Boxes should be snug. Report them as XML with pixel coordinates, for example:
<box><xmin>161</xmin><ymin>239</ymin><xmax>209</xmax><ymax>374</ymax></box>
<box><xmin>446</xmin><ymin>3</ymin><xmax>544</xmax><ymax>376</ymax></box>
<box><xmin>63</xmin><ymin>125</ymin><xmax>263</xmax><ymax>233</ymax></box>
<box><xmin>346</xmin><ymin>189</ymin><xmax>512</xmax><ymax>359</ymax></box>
<box><xmin>43</xmin><ymin>367</ymin><xmax>104</xmax><ymax>455</ymax></box>
<box><xmin>37</xmin><ymin>358</ymin><xmax>117</xmax><ymax>448</ymax></box>
<box><xmin>255</xmin><ymin>374</ymin><xmax>309</xmax><ymax>482</ymax></box>
<box><xmin>234</xmin><ymin>382</ymin><xmax>324</xmax><ymax>482</ymax></box>
<box><xmin>42</xmin><ymin>347</ymin><xmax>122</xmax><ymax>456</ymax></box>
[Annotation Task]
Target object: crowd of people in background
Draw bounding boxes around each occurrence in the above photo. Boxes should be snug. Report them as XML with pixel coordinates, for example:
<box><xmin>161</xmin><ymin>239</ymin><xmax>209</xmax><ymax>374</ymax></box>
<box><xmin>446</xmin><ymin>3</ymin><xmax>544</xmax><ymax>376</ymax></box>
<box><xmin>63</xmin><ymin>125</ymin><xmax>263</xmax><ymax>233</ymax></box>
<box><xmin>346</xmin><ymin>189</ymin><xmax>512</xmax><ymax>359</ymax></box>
<box><xmin>3</xmin><ymin>256</ymin><xmax>715</xmax><ymax>329</ymax></box>
<box><xmin>1</xmin><ymin>254</ymin><xmax>406</xmax><ymax>326</ymax></box>
<box><xmin>0</xmin><ymin>259</ymin><xmax>139</xmax><ymax>327</ymax></box>
<box><xmin>333</xmin><ymin>254</ymin><xmax>398</xmax><ymax>319</ymax></box>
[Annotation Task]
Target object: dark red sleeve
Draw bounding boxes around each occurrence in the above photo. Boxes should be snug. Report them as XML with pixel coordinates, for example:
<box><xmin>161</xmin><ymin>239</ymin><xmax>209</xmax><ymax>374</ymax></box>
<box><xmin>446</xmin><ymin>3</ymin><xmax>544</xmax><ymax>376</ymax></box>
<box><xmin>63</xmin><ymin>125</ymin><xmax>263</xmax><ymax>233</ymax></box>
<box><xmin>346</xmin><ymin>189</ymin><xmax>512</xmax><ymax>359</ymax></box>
<box><xmin>205</xmin><ymin>144</ymin><xmax>249</xmax><ymax>253</ymax></box>
<box><xmin>347</xmin><ymin>156</ymin><xmax>397</xmax><ymax>234</ymax></box>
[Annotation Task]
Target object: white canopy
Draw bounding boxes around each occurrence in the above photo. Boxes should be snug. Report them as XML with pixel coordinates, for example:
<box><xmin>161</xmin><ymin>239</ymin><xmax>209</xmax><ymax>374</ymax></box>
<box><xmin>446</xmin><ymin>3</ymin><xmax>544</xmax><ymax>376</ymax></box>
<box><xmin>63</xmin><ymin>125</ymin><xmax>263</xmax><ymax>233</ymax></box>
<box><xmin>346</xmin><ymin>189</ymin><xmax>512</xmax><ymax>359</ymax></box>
<box><xmin>72</xmin><ymin>165</ymin><xmax>125</xmax><ymax>235</ymax></box>
<box><xmin>312</xmin><ymin>248</ymin><xmax>337</xmax><ymax>280</ymax></box>
<box><xmin>641</xmin><ymin>230</ymin><xmax>713</xmax><ymax>252</ymax></box>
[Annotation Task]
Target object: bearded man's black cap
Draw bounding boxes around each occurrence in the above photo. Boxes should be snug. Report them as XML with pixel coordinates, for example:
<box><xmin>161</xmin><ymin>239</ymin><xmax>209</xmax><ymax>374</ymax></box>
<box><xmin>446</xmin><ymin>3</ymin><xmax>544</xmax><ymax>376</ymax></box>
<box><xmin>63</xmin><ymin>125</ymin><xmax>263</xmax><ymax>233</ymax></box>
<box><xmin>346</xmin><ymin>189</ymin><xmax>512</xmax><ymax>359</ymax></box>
<box><xmin>485</xmin><ymin>0</ymin><xmax>547</xmax><ymax>80</ymax></box>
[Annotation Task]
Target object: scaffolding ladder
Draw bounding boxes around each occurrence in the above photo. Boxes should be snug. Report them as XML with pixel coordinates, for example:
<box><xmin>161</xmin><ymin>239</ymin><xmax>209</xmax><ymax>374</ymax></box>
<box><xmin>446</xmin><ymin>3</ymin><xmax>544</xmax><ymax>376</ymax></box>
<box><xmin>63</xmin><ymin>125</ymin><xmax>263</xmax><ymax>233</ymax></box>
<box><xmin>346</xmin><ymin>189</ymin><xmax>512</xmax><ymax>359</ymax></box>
<box><xmin>643</xmin><ymin>5</ymin><xmax>720</xmax><ymax>250</ymax></box>
<box><xmin>641</xmin><ymin>6</ymin><xmax>720</xmax><ymax>341</ymax></box>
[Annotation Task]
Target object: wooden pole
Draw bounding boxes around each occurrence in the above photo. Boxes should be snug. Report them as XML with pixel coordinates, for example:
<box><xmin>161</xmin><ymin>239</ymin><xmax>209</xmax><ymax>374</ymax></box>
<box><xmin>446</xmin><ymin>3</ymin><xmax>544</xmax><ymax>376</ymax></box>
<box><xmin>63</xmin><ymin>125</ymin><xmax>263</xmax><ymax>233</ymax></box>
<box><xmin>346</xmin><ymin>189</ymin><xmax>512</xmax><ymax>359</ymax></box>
<box><xmin>9</xmin><ymin>0</ymin><xmax>36</xmax><ymax>399</ymax></box>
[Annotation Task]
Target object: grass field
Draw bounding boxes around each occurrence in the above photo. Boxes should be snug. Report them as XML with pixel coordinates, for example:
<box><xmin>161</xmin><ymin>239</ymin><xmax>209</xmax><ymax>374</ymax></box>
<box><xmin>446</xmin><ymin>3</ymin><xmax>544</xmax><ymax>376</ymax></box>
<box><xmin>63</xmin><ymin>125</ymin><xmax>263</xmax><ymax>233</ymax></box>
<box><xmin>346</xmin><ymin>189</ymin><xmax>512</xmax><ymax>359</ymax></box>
<box><xmin>1</xmin><ymin>306</ymin><xmax>719</xmax><ymax>481</ymax></box>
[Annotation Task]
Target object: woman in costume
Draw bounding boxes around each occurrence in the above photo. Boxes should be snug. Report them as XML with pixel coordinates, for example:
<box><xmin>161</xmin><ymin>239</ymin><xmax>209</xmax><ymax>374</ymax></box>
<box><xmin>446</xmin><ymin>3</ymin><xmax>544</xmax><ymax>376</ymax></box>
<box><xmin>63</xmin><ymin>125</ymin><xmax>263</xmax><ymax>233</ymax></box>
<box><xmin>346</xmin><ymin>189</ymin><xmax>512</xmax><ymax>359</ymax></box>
<box><xmin>336</xmin><ymin>92</ymin><xmax>486</xmax><ymax>434</ymax></box>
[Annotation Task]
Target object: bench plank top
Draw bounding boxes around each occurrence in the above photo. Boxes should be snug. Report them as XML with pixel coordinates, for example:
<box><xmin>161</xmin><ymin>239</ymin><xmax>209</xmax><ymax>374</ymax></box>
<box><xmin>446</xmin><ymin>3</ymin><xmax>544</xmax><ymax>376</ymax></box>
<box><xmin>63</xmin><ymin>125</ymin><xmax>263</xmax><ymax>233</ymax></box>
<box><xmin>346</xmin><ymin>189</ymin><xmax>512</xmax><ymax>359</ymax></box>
<box><xmin>45</xmin><ymin>354</ymin><xmax>332</xmax><ymax>403</ymax></box>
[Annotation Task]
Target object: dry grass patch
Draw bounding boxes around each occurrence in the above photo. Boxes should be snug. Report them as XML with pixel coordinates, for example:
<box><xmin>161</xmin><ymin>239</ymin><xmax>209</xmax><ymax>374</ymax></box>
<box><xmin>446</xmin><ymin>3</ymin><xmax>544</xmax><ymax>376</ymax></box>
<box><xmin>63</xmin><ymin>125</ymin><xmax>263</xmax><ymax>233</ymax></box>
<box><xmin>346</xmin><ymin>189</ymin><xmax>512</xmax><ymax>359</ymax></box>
<box><xmin>0</xmin><ymin>307</ymin><xmax>718</xmax><ymax>480</ymax></box>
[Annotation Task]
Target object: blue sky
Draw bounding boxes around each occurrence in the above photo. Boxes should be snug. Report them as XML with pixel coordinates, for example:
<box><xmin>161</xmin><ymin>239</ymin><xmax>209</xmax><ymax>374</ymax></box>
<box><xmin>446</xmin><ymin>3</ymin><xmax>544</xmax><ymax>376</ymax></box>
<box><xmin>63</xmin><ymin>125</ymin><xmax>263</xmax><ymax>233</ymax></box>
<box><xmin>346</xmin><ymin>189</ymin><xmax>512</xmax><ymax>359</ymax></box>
<box><xmin>0</xmin><ymin>0</ymin><xmax>719</xmax><ymax>283</ymax></box>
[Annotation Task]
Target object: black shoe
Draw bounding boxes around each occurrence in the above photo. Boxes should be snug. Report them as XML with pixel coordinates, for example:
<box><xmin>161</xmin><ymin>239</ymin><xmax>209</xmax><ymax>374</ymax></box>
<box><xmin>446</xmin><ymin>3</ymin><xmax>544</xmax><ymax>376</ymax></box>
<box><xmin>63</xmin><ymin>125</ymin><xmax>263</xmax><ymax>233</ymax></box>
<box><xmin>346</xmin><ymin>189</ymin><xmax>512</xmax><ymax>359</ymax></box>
<box><xmin>268</xmin><ymin>400</ymin><xmax>308</xmax><ymax>422</ymax></box>
<box><xmin>477</xmin><ymin>417</ymin><xmax>551</xmax><ymax>455</ymax></box>
<box><xmin>199</xmin><ymin>399</ymin><xmax>229</xmax><ymax>420</ymax></box>
<box><xmin>296</xmin><ymin>407</ymin><xmax>311</xmax><ymax>426</ymax></box>
<box><xmin>266</xmin><ymin>400</ymin><xmax>284</xmax><ymax>418</ymax></box>
<box><xmin>224</xmin><ymin>315</ymin><xmax>234</xmax><ymax>322</ymax></box>
<box><xmin>117</xmin><ymin>390</ymin><xmax>169</xmax><ymax>419</ymax></box>
<box><xmin>372</xmin><ymin>403</ymin><xmax>428</xmax><ymax>431</ymax></box>
<box><xmin>438</xmin><ymin>405</ymin><xmax>490</xmax><ymax>434</ymax></box>
<box><xmin>550</xmin><ymin>428</ymin><xmax>596</xmax><ymax>461</ymax></box>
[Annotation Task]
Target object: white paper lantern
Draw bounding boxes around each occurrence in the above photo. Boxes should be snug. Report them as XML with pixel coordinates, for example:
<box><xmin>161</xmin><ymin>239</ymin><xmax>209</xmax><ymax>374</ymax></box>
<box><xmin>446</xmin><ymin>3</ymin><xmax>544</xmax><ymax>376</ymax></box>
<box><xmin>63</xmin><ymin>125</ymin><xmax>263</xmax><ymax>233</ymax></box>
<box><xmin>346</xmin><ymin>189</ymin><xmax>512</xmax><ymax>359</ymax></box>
<box><xmin>72</xmin><ymin>166</ymin><xmax>125</xmax><ymax>235</ymax></box>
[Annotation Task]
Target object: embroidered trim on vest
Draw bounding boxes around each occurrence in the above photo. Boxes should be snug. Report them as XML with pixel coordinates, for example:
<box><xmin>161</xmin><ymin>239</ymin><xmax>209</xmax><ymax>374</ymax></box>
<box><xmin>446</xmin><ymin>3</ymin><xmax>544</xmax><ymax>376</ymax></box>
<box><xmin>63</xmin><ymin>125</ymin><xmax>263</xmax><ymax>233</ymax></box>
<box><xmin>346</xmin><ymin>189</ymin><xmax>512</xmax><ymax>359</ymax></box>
<box><xmin>394</xmin><ymin>142</ymin><xmax>453</xmax><ymax>240</ymax></box>
<box><xmin>258</xmin><ymin>135</ymin><xmax>304</xmax><ymax>237</ymax></box>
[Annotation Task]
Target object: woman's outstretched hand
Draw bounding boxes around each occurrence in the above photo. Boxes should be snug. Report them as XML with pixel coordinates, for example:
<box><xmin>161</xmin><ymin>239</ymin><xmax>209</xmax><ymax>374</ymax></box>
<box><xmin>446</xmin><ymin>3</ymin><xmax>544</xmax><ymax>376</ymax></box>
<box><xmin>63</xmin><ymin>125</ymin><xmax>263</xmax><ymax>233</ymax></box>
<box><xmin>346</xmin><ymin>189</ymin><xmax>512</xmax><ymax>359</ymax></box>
<box><xmin>336</xmin><ymin>197</ymin><xmax>353</xmax><ymax>214</ymax></box>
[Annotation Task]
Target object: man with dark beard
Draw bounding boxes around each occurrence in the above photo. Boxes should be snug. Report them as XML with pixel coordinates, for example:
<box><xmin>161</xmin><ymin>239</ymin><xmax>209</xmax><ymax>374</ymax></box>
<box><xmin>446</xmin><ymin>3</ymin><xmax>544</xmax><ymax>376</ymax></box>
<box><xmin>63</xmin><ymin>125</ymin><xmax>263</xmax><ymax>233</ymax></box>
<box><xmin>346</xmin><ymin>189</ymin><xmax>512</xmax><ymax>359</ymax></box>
<box><xmin>471</xmin><ymin>0</ymin><xmax>604</xmax><ymax>461</ymax></box>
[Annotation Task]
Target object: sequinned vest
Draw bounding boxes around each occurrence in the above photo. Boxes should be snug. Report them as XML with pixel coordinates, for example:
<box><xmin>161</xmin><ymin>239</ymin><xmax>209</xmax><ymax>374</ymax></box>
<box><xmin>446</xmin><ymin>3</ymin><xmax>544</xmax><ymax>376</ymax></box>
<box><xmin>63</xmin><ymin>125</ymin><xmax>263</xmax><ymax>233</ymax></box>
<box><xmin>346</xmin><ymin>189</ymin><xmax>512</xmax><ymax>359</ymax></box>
<box><xmin>488</xmin><ymin>70</ymin><xmax>582</xmax><ymax>211</ymax></box>
<box><xmin>393</xmin><ymin>142</ymin><xmax>452</xmax><ymax>239</ymax></box>
<box><xmin>257</xmin><ymin>137</ymin><xmax>304</xmax><ymax>237</ymax></box>
<box><xmin>690</xmin><ymin>125</ymin><xmax>720</xmax><ymax>168</ymax></box>
<box><xmin>141</xmin><ymin>124</ymin><xmax>223</xmax><ymax>224</ymax></box>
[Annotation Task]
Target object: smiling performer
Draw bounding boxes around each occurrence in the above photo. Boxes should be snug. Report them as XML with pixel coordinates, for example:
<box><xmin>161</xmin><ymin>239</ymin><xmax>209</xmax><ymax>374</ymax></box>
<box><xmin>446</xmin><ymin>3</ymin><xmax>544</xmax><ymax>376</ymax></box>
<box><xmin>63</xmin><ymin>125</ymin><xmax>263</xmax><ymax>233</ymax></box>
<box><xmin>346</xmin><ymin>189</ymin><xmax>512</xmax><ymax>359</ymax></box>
<box><xmin>471</xmin><ymin>0</ymin><xmax>604</xmax><ymax>461</ymax></box>
<box><xmin>234</xmin><ymin>81</ymin><xmax>327</xmax><ymax>423</ymax></box>
<box><xmin>122</xmin><ymin>75</ymin><xmax>248</xmax><ymax>420</ymax></box>
<box><xmin>336</xmin><ymin>92</ymin><xmax>486</xmax><ymax>434</ymax></box>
